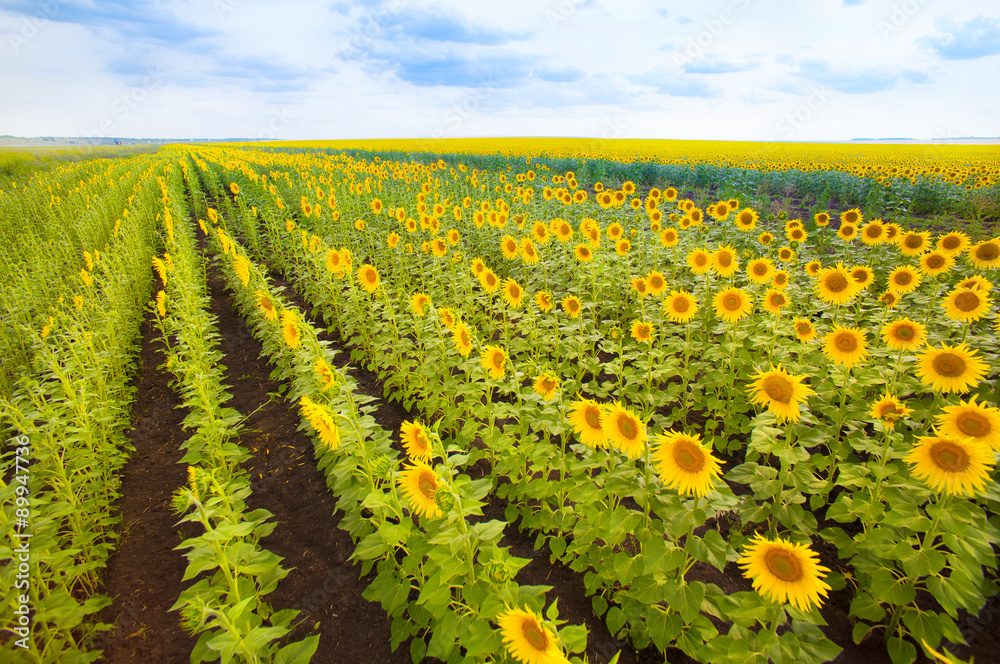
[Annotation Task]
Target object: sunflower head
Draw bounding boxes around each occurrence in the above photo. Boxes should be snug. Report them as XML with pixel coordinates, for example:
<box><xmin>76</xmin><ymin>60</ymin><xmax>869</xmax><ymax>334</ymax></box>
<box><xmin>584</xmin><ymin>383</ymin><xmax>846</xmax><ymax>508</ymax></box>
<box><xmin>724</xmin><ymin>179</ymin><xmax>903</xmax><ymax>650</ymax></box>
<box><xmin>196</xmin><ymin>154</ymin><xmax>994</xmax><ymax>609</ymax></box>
<box><xmin>481</xmin><ymin>345</ymin><xmax>508</xmax><ymax>380</ymax></box>
<box><xmin>936</xmin><ymin>396</ymin><xmax>1000</xmax><ymax>451</ymax></box>
<box><xmin>568</xmin><ymin>398</ymin><xmax>607</xmax><ymax>448</ymax></box>
<box><xmin>823</xmin><ymin>325</ymin><xmax>868</xmax><ymax>367</ymax></box>
<box><xmin>882</xmin><ymin>317</ymin><xmax>927</xmax><ymax>351</ymax></box>
<box><xmin>869</xmin><ymin>393</ymin><xmax>912</xmax><ymax>426</ymax></box>
<box><xmin>747</xmin><ymin>364</ymin><xmax>815</xmax><ymax>423</ymax></box>
<box><xmin>497</xmin><ymin>606</ymin><xmax>565</xmax><ymax>664</ymax></box>
<box><xmin>917</xmin><ymin>343</ymin><xmax>989</xmax><ymax>394</ymax></box>
<box><xmin>738</xmin><ymin>534</ymin><xmax>832</xmax><ymax>612</ymax></box>
<box><xmin>401</xmin><ymin>420</ymin><xmax>434</xmax><ymax>460</ymax></box>
<box><xmin>714</xmin><ymin>287</ymin><xmax>751</xmax><ymax>324</ymax></box>
<box><xmin>942</xmin><ymin>286</ymin><xmax>991</xmax><ymax>322</ymax></box>
<box><xmin>561</xmin><ymin>295</ymin><xmax>582</xmax><ymax>318</ymax></box>
<box><xmin>397</xmin><ymin>460</ymin><xmax>443</xmax><ymax>518</ymax></box>
<box><xmin>532</xmin><ymin>373</ymin><xmax>559</xmax><ymax>401</ymax></box>
<box><xmin>653</xmin><ymin>430</ymin><xmax>723</xmax><ymax>497</ymax></box>
<box><xmin>357</xmin><ymin>264</ymin><xmax>381</xmax><ymax>294</ymax></box>
<box><xmin>603</xmin><ymin>402</ymin><xmax>647</xmax><ymax>459</ymax></box>
<box><xmin>793</xmin><ymin>317</ymin><xmax>817</xmax><ymax>343</ymax></box>
<box><xmin>906</xmin><ymin>434</ymin><xmax>995</xmax><ymax>497</ymax></box>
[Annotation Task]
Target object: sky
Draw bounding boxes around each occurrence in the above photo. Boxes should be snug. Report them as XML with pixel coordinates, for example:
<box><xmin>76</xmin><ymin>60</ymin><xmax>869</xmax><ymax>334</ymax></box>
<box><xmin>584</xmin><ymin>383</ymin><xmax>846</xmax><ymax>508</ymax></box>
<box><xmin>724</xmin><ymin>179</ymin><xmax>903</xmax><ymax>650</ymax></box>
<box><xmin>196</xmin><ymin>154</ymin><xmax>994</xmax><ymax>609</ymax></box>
<box><xmin>0</xmin><ymin>0</ymin><xmax>998</xmax><ymax>141</ymax></box>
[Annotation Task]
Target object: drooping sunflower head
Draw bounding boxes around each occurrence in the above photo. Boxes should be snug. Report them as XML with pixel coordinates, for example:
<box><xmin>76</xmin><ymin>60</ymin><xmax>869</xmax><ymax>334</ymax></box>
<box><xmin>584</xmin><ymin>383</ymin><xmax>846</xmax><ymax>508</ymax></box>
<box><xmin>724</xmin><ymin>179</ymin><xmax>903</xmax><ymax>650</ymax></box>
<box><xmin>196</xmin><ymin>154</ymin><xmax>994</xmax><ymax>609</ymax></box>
<box><xmin>521</xmin><ymin>238</ymin><xmax>540</xmax><ymax>264</ymax></box>
<box><xmin>410</xmin><ymin>292</ymin><xmax>431</xmax><ymax>317</ymax></box>
<box><xmin>397</xmin><ymin>460</ymin><xmax>443</xmax><ymax>519</ymax></box>
<box><xmin>256</xmin><ymin>291</ymin><xmax>277</xmax><ymax>322</ymax></box>
<box><xmin>738</xmin><ymin>534</ymin><xmax>832</xmax><ymax>612</ymax></box>
<box><xmin>401</xmin><ymin>420</ymin><xmax>433</xmax><ymax>461</ymax></box>
<box><xmin>652</xmin><ymin>430</ymin><xmax>723</xmax><ymax>497</ymax></box>
<box><xmin>823</xmin><ymin>324</ymin><xmax>868</xmax><ymax>367</ymax></box>
<box><xmin>282</xmin><ymin>310</ymin><xmax>300</xmax><ymax>349</ymax></box>
<box><xmin>299</xmin><ymin>396</ymin><xmax>340</xmax><ymax>450</ymax></box>
<box><xmin>905</xmin><ymin>434</ymin><xmax>995</xmax><ymax>496</ymax></box>
<box><xmin>664</xmin><ymin>290</ymin><xmax>698</xmax><ymax>323</ymax></box>
<box><xmin>916</xmin><ymin>343</ymin><xmax>989</xmax><ymax>394</ymax></box>
<box><xmin>314</xmin><ymin>357</ymin><xmax>338</xmax><ymax>390</ymax></box>
<box><xmin>437</xmin><ymin>307</ymin><xmax>456</xmax><ymax>330</ymax></box>
<box><xmin>451</xmin><ymin>320</ymin><xmax>474</xmax><ymax>356</ymax></box>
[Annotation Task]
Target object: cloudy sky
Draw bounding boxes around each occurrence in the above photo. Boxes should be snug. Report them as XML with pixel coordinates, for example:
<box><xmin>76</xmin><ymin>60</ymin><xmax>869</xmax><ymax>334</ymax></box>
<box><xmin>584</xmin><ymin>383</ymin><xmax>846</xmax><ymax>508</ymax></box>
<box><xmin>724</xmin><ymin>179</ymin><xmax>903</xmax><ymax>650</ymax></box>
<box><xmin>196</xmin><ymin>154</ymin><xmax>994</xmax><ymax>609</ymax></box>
<box><xmin>1</xmin><ymin>0</ymin><xmax>998</xmax><ymax>141</ymax></box>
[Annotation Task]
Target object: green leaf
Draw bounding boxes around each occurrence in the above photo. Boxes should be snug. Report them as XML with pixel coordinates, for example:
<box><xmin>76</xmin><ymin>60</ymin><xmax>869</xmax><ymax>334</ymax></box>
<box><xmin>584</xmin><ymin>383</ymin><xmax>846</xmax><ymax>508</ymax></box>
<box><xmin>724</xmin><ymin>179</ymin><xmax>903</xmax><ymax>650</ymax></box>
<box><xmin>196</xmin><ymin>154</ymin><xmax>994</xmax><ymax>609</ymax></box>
<box><xmin>409</xmin><ymin>637</ymin><xmax>426</xmax><ymax>663</ymax></box>
<box><xmin>849</xmin><ymin>592</ymin><xmax>886</xmax><ymax>622</ymax></box>
<box><xmin>886</xmin><ymin>636</ymin><xmax>917</xmax><ymax>664</ymax></box>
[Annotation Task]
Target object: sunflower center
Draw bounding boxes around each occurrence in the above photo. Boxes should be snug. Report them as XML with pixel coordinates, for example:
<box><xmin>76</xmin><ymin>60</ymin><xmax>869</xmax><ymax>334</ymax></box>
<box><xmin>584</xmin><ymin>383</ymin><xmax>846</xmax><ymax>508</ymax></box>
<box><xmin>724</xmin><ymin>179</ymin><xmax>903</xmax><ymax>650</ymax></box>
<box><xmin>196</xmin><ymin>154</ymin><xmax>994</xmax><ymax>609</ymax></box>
<box><xmin>763</xmin><ymin>375</ymin><xmax>793</xmax><ymax>403</ymax></box>
<box><xmin>932</xmin><ymin>353</ymin><xmax>965</xmax><ymax>377</ymax></box>
<box><xmin>764</xmin><ymin>548</ymin><xmax>803</xmax><ymax>582</ymax></box>
<box><xmin>927</xmin><ymin>255</ymin><xmax>945</xmax><ymax>269</ymax></box>
<box><xmin>418</xmin><ymin>472</ymin><xmax>437</xmax><ymax>499</ymax></box>
<box><xmin>740</xmin><ymin>213</ymin><xmax>753</xmax><ymax>224</ymax></box>
<box><xmin>954</xmin><ymin>291</ymin><xmax>981</xmax><ymax>312</ymax></box>
<box><xmin>754</xmin><ymin>264</ymin><xmax>768</xmax><ymax>276</ymax></box>
<box><xmin>956</xmin><ymin>413</ymin><xmax>988</xmax><ymax>437</ymax></box>
<box><xmin>825</xmin><ymin>274</ymin><xmax>849</xmax><ymax>293</ymax></box>
<box><xmin>651</xmin><ymin>277</ymin><xmax>664</xmax><ymax>288</ymax></box>
<box><xmin>695</xmin><ymin>255</ymin><xmax>708</xmax><ymax>266</ymax></box>
<box><xmin>769</xmin><ymin>294</ymin><xmax>786</xmax><ymax>307</ymax></box>
<box><xmin>904</xmin><ymin>235</ymin><xmax>922</xmax><ymax>249</ymax></box>
<box><xmin>835</xmin><ymin>333</ymin><xmax>857</xmax><ymax>352</ymax></box>
<box><xmin>672</xmin><ymin>440</ymin><xmax>705</xmax><ymax>473</ymax></box>
<box><xmin>865</xmin><ymin>226</ymin><xmax>881</xmax><ymax>238</ymax></box>
<box><xmin>718</xmin><ymin>253</ymin><xmax>732</xmax><ymax>267</ymax></box>
<box><xmin>723</xmin><ymin>295</ymin><xmax>741</xmax><ymax>311</ymax></box>
<box><xmin>616</xmin><ymin>415</ymin><xmax>639</xmax><ymax>441</ymax></box>
<box><xmin>584</xmin><ymin>407</ymin><xmax>601</xmax><ymax>430</ymax></box>
<box><xmin>942</xmin><ymin>236</ymin><xmax>960</xmax><ymax>250</ymax></box>
<box><xmin>976</xmin><ymin>242</ymin><xmax>999</xmax><ymax>261</ymax></box>
<box><xmin>673</xmin><ymin>298</ymin><xmax>690</xmax><ymax>313</ymax></box>
<box><xmin>894</xmin><ymin>272</ymin><xmax>912</xmax><ymax>286</ymax></box>
<box><xmin>796</xmin><ymin>322</ymin><xmax>811</xmax><ymax>335</ymax></box>
<box><xmin>521</xmin><ymin>619</ymin><xmax>550</xmax><ymax>652</ymax></box>
<box><xmin>261</xmin><ymin>298</ymin><xmax>273</xmax><ymax>311</ymax></box>
<box><xmin>460</xmin><ymin>330</ymin><xmax>470</xmax><ymax>346</ymax></box>
<box><xmin>894</xmin><ymin>325</ymin><xmax>914</xmax><ymax>341</ymax></box>
<box><xmin>929</xmin><ymin>441</ymin><xmax>970</xmax><ymax>472</ymax></box>
<box><xmin>492</xmin><ymin>354</ymin><xmax>504</xmax><ymax>370</ymax></box>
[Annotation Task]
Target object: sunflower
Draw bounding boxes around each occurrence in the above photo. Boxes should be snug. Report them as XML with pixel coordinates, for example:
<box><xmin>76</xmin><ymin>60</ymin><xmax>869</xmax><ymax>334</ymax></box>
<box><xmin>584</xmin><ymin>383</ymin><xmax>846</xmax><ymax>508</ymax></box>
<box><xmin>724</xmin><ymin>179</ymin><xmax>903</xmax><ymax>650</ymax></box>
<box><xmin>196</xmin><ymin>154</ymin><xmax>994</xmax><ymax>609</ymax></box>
<box><xmin>738</xmin><ymin>534</ymin><xmax>832</xmax><ymax>612</ymax></box>
<box><xmin>397</xmin><ymin>460</ymin><xmax>443</xmax><ymax>518</ymax></box>
<box><xmin>919</xmin><ymin>251</ymin><xmax>954</xmax><ymax>277</ymax></box>
<box><xmin>714</xmin><ymin>287</ymin><xmax>751</xmax><ymax>323</ymax></box>
<box><xmin>687</xmin><ymin>248</ymin><xmax>712</xmax><ymax>274</ymax></box>
<box><xmin>497</xmin><ymin>605</ymin><xmax>567</xmax><ymax>664</ymax></box>
<box><xmin>387</xmin><ymin>232</ymin><xmax>401</xmax><ymax>249</ymax></box>
<box><xmin>533</xmin><ymin>373</ymin><xmax>559</xmax><ymax>401</ymax></box>
<box><xmin>282</xmin><ymin>310</ymin><xmax>300</xmax><ymax>349</ymax></box>
<box><xmin>778</xmin><ymin>246</ymin><xmax>796</xmax><ymax>262</ymax></box>
<box><xmin>771</xmin><ymin>270</ymin><xmax>790</xmax><ymax>291</ymax></box>
<box><xmin>793</xmin><ymin>317</ymin><xmax>817</xmax><ymax>342</ymax></box>
<box><xmin>603</xmin><ymin>402</ymin><xmax>647</xmax><ymax>459</ymax></box>
<box><xmin>501</xmin><ymin>235</ymin><xmax>520</xmax><ymax>260</ymax></box>
<box><xmin>936</xmin><ymin>231</ymin><xmax>970</xmax><ymax>256</ymax></box>
<box><xmin>814</xmin><ymin>212</ymin><xmax>830</xmax><ymax>226</ymax></box>
<box><xmin>452</xmin><ymin>320</ymin><xmax>473</xmax><ymax>357</ymax></box>
<box><xmin>561</xmin><ymin>295</ymin><xmax>581</xmax><ymax>318</ymax></box>
<box><xmin>431</xmin><ymin>237</ymin><xmax>448</xmax><ymax>258</ymax></box>
<box><xmin>712</xmin><ymin>245</ymin><xmax>739</xmax><ymax>278</ymax></box>
<box><xmin>762</xmin><ymin>289</ymin><xmax>790</xmax><ymax>316</ymax></box>
<box><xmin>438</xmin><ymin>307</ymin><xmax>456</xmax><ymax>330</ymax></box>
<box><xmin>849</xmin><ymin>265</ymin><xmax>875</xmax><ymax>290</ymax></box>
<box><xmin>401</xmin><ymin>420</ymin><xmax>433</xmax><ymax>460</ymax></box>
<box><xmin>664</xmin><ymin>290</ymin><xmax>698</xmax><ymax>323</ymax></box>
<box><xmin>870</xmin><ymin>393</ymin><xmax>912</xmax><ymax>425</ymax></box>
<box><xmin>942</xmin><ymin>286</ymin><xmax>991</xmax><ymax>322</ymax></box>
<box><xmin>532</xmin><ymin>222</ymin><xmax>551</xmax><ymax>244</ymax></box>
<box><xmin>956</xmin><ymin>275</ymin><xmax>993</xmax><ymax>292</ymax></box>
<box><xmin>898</xmin><ymin>230</ymin><xmax>931</xmax><ymax>256</ymax></box>
<box><xmin>916</xmin><ymin>343</ymin><xmax>989</xmax><ymax>393</ymax></box>
<box><xmin>646</xmin><ymin>271</ymin><xmax>667</xmax><ymax>296</ymax></box>
<box><xmin>299</xmin><ymin>396</ymin><xmax>340</xmax><ymax>450</ymax></box>
<box><xmin>155</xmin><ymin>290</ymin><xmax>166</xmax><ymax>318</ymax></box>
<box><xmin>836</xmin><ymin>222</ymin><xmax>858</xmax><ymax>242</ymax></box>
<box><xmin>521</xmin><ymin>238</ymin><xmax>540</xmax><ymax>265</ymax></box>
<box><xmin>882</xmin><ymin>318</ymin><xmax>927</xmax><ymax>351</ymax></box>
<box><xmin>616</xmin><ymin>238</ymin><xmax>631</xmax><ymax>255</ymax></box>
<box><xmin>805</xmin><ymin>260</ymin><xmax>822</xmax><ymax>277</ymax></box>
<box><xmin>747</xmin><ymin>365</ymin><xmax>815</xmax><ymax>423</ymax></box>
<box><xmin>574</xmin><ymin>244</ymin><xmax>593</xmax><ymax>262</ymax></box>
<box><xmin>256</xmin><ymin>291</ymin><xmax>277</xmax><ymax>322</ymax></box>
<box><xmin>905</xmin><ymin>435</ymin><xmax>994</xmax><ymax>497</ymax></box>
<box><xmin>659</xmin><ymin>227</ymin><xmax>679</xmax><ymax>247</ymax></box>
<box><xmin>823</xmin><ymin>325</ymin><xmax>867</xmax><ymax>367</ymax></box>
<box><xmin>568</xmin><ymin>398</ymin><xmax>607</xmax><ymax>448</ymax></box>
<box><xmin>470</xmin><ymin>257</ymin><xmax>486</xmax><ymax>277</ymax></box>
<box><xmin>759</xmin><ymin>231</ymin><xmax>774</xmax><ymax>246</ymax></box>
<box><xmin>746</xmin><ymin>257</ymin><xmax>775</xmax><ymax>285</ymax></box>
<box><xmin>786</xmin><ymin>227</ymin><xmax>807</xmax><ymax>243</ymax></box>
<box><xmin>630</xmin><ymin>320</ymin><xmax>654</xmax><ymax>343</ymax></box>
<box><xmin>936</xmin><ymin>397</ymin><xmax>1000</xmax><ymax>452</ymax></box>
<box><xmin>536</xmin><ymin>291</ymin><xmax>553</xmax><ymax>312</ymax></box>
<box><xmin>481</xmin><ymin>345</ymin><xmax>507</xmax><ymax>380</ymax></box>
<box><xmin>480</xmin><ymin>268</ymin><xmax>500</xmax><ymax>294</ymax></box>
<box><xmin>632</xmin><ymin>277</ymin><xmax>649</xmax><ymax>298</ymax></box>
<box><xmin>880</xmin><ymin>290</ymin><xmax>900</xmax><ymax>308</ymax></box>
<box><xmin>554</xmin><ymin>219</ymin><xmax>573</xmax><ymax>242</ymax></box>
<box><xmin>410</xmin><ymin>292</ymin><xmax>431</xmax><ymax>317</ymax></box>
<box><xmin>841</xmin><ymin>208</ymin><xmax>862</xmax><ymax>225</ymax></box>
<box><xmin>860</xmin><ymin>220</ymin><xmax>887</xmax><ymax>245</ymax></box>
<box><xmin>652</xmin><ymin>431</ymin><xmax>723</xmax><ymax>497</ymax></box>
<box><xmin>814</xmin><ymin>263</ymin><xmax>859</xmax><ymax>305</ymax></box>
<box><xmin>357</xmin><ymin>264</ymin><xmax>380</xmax><ymax>294</ymax></box>
<box><xmin>735</xmin><ymin>208</ymin><xmax>758</xmax><ymax>231</ymax></box>
<box><xmin>968</xmin><ymin>237</ymin><xmax>1000</xmax><ymax>269</ymax></box>
<box><xmin>503</xmin><ymin>278</ymin><xmax>525</xmax><ymax>308</ymax></box>
<box><xmin>887</xmin><ymin>265</ymin><xmax>922</xmax><ymax>294</ymax></box>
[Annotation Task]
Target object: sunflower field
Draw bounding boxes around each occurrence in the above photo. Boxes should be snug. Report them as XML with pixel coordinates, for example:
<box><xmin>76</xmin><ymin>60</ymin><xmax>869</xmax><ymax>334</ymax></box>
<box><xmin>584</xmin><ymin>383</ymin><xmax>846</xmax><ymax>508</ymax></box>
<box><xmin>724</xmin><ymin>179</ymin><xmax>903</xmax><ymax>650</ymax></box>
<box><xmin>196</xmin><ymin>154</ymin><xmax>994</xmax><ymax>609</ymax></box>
<box><xmin>1</xmin><ymin>140</ymin><xmax>999</xmax><ymax>664</ymax></box>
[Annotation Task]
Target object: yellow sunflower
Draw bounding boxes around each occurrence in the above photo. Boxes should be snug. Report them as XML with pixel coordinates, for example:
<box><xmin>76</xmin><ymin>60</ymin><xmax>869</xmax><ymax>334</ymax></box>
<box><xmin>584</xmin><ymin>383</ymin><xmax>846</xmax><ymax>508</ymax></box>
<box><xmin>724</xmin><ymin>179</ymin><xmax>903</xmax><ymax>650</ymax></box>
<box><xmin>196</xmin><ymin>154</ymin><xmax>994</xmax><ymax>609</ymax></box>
<box><xmin>501</xmin><ymin>235</ymin><xmax>520</xmax><ymax>260</ymax></box>
<box><xmin>603</xmin><ymin>402</ymin><xmax>647</xmax><ymax>459</ymax></box>
<box><xmin>747</xmin><ymin>257</ymin><xmax>775</xmax><ymax>285</ymax></box>
<box><xmin>882</xmin><ymin>318</ymin><xmax>927</xmax><ymax>351</ymax></box>
<box><xmin>712</xmin><ymin>245</ymin><xmax>739</xmax><ymax>278</ymax></box>
<box><xmin>282</xmin><ymin>310</ymin><xmax>300</xmax><ymax>349</ymax></box>
<box><xmin>632</xmin><ymin>277</ymin><xmax>649</xmax><ymax>298</ymax></box>
<box><xmin>840</xmin><ymin>208</ymin><xmax>862</xmax><ymax>225</ymax></box>
<box><xmin>400</xmin><ymin>420</ymin><xmax>433</xmax><ymax>460</ymax></box>
<box><xmin>916</xmin><ymin>343</ymin><xmax>989</xmax><ymax>394</ymax></box>
<box><xmin>357</xmin><ymin>264</ymin><xmax>380</xmax><ymax>294</ymax></box>
<box><xmin>870</xmin><ymin>393</ymin><xmax>912</xmax><ymax>425</ymax></box>
<box><xmin>814</xmin><ymin>212</ymin><xmax>830</xmax><ymax>226</ymax></box>
<box><xmin>738</xmin><ymin>534</ymin><xmax>832</xmax><ymax>612</ymax></box>
<box><xmin>772</xmin><ymin>270</ymin><xmax>790</xmax><ymax>291</ymax></box>
<box><xmin>452</xmin><ymin>320</ymin><xmax>473</xmax><ymax>357</ymax></box>
<box><xmin>397</xmin><ymin>460</ymin><xmax>443</xmax><ymax>519</ymax></box>
<box><xmin>155</xmin><ymin>290</ymin><xmax>166</xmax><ymax>318</ymax></box>
<box><xmin>823</xmin><ymin>325</ymin><xmax>868</xmax><ymax>367</ymax></box>
<box><xmin>967</xmin><ymin>237</ymin><xmax>1000</xmax><ymax>269</ymax></box>
<box><xmin>778</xmin><ymin>246</ymin><xmax>796</xmax><ymax>262</ymax></box>
<box><xmin>664</xmin><ymin>290</ymin><xmax>698</xmax><ymax>323</ymax></box>
<box><xmin>920</xmin><ymin>251</ymin><xmax>954</xmax><ymax>277</ymax></box>
<box><xmin>759</xmin><ymin>231</ymin><xmax>774</xmax><ymax>246</ymax></box>
<box><xmin>735</xmin><ymin>208</ymin><xmax>758</xmax><ymax>231</ymax></box>
<box><xmin>805</xmin><ymin>260</ymin><xmax>822</xmax><ymax>277</ymax></box>
<box><xmin>898</xmin><ymin>230</ymin><xmax>931</xmax><ymax>256</ymax></box>
<box><xmin>630</xmin><ymin>320</ymin><xmax>654</xmax><ymax>343</ymax></box>
<box><xmin>568</xmin><ymin>398</ymin><xmax>607</xmax><ymax>448</ymax></box>
<box><xmin>762</xmin><ymin>289</ymin><xmax>790</xmax><ymax>316</ymax></box>
<box><xmin>836</xmin><ymin>222</ymin><xmax>858</xmax><ymax>242</ymax></box>
<box><xmin>659</xmin><ymin>227</ymin><xmax>679</xmax><ymax>247</ymax></box>
<box><xmin>849</xmin><ymin>265</ymin><xmax>874</xmax><ymax>290</ymax></box>
<box><xmin>652</xmin><ymin>430</ymin><xmax>723</xmax><ymax>497</ymax></box>
<box><xmin>887</xmin><ymin>265</ymin><xmax>922</xmax><ymax>294</ymax></box>
<box><xmin>561</xmin><ymin>295</ymin><xmax>582</xmax><ymax>318</ymax></box>
<box><xmin>616</xmin><ymin>238</ymin><xmax>631</xmax><ymax>255</ymax></box>
<box><xmin>481</xmin><ymin>345</ymin><xmax>507</xmax><ymax>380</ymax></box>
<box><xmin>536</xmin><ymin>291</ymin><xmax>553</xmax><ymax>312</ymax></box>
<box><xmin>942</xmin><ymin>287</ymin><xmax>991</xmax><ymax>322</ymax></box>
<box><xmin>480</xmin><ymin>268</ymin><xmax>500</xmax><ymax>294</ymax></box>
<box><xmin>936</xmin><ymin>231</ymin><xmax>970</xmax><ymax>256</ymax></box>
<box><xmin>815</xmin><ymin>263</ymin><xmax>859</xmax><ymax>305</ymax></box>
<box><xmin>521</xmin><ymin>238</ymin><xmax>540</xmax><ymax>265</ymax></box>
<box><xmin>299</xmin><ymin>396</ymin><xmax>340</xmax><ymax>450</ymax></box>
<box><xmin>410</xmin><ymin>292</ymin><xmax>431</xmax><ymax>317</ymax></box>
<box><xmin>860</xmin><ymin>220</ymin><xmax>887</xmax><ymax>245</ymax></box>
<box><xmin>503</xmin><ymin>278</ymin><xmax>525</xmax><ymax>308</ymax></box>
<box><xmin>714</xmin><ymin>287</ymin><xmax>752</xmax><ymax>324</ymax></box>
<box><xmin>532</xmin><ymin>373</ymin><xmax>559</xmax><ymax>401</ymax></box>
<box><xmin>574</xmin><ymin>244</ymin><xmax>594</xmax><ymax>262</ymax></box>
<box><xmin>437</xmin><ymin>307</ymin><xmax>456</xmax><ymax>330</ymax></box>
<box><xmin>687</xmin><ymin>248</ymin><xmax>712</xmax><ymax>275</ymax></box>
<box><xmin>497</xmin><ymin>605</ymin><xmax>568</xmax><ymax>664</ymax></box>
<box><xmin>905</xmin><ymin>435</ymin><xmax>994</xmax><ymax>497</ymax></box>
<box><xmin>793</xmin><ymin>317</ymin><xmax>817</xmax><ymax>343</ymax></box>
<box><xmin>936</xmin><ymin>396</ymin><xmax>1000</xmax><ymax>451</ymax></box>
<box><xmin>257</xmin><ymin>291</ymin><xmax>277</xmax><ymax>322</ymax></box>
<box><xmin>747</xmin><ymin>364</ymin><xmax>815</xmax><ymax>423</ymax></box>
<box><xmin>646</xmin><ymin>271</ymin><xmax>667</xmax><ymax>296</ymax></box>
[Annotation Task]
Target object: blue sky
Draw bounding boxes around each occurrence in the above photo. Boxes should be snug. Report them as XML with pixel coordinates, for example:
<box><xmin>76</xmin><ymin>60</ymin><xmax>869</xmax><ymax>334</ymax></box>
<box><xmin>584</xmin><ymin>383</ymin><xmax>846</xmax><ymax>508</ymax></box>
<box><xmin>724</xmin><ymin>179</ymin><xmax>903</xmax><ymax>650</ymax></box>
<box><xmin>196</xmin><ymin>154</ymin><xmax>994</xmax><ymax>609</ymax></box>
<box><xmin>0</xmin><ymin>0</ymin><xmax>998</xmax><ymax>140</ymax></box>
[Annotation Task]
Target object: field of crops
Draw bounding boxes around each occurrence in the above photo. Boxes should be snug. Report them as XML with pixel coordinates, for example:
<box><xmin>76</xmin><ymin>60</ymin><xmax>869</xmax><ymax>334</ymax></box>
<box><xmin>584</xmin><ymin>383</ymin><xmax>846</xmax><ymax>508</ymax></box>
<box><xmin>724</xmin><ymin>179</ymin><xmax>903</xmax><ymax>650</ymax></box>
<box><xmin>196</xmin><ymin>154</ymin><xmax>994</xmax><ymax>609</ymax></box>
<box><xmin>1</xmin><ymin>141</ymin><xmax>998</xmax><ymax>664</ymax></box>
